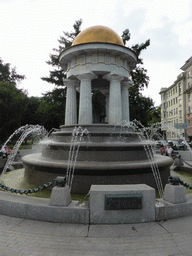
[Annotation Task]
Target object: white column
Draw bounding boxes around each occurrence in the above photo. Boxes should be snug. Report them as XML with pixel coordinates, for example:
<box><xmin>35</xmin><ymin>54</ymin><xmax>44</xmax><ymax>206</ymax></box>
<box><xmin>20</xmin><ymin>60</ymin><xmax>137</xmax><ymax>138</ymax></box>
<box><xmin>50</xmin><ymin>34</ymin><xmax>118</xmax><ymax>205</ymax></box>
<box><xmin>64</xmin><ymin>79</ymin><xmax>78</xmax><ymax>125</ymax></box>
<box><xmin>78</xmin><ymin>73</ymin><xmax>97</xmax><ymax>124</ymax></box>
<box><xmin>105</xmin><ymin>92</ymin><xmax>109</xmax><ymax>123</ymax></box>
<box><xmin>121</xmin><ymin>80</ymin><xmax>133</xmax><ymax>122</ymax></box>
<box><xmin>104</xmin><ymin>75</ymin><xmax>123</xmax><ymax>125</ymax></box>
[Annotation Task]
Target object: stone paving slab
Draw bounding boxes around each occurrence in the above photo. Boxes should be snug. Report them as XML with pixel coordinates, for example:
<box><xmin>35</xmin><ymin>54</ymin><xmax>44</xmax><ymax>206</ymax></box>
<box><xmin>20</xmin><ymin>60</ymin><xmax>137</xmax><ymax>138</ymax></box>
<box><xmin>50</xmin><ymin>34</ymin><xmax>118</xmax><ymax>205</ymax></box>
<box><xmin>1</xmin><ymin>214</ymin><xmax>192</xmax><ymax>255</ymax></box>
<box><xmin>9</xmin><ymin>219</ymin><xmax>88</xmax><ymax>237</ymax></box>
<box><xmin>88</xmin><ymin>222</ymin><xmax>167</xmax><ymax>238</ymax></box>
<box><xmin>159</xmin><ymin>215</ymin><xmax>192</xmax><ymax>233</ymax></box>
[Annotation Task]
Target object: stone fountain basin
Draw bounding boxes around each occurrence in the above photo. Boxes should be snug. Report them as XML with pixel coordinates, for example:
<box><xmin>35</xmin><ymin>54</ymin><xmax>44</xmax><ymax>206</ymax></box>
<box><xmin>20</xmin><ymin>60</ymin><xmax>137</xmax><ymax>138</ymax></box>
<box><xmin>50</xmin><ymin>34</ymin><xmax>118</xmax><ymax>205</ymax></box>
<box><xmin>38</xmin><ymin>141</ymin><xmax>156</xmax><ymax>162</ymax></box>
<box><xmin>22</xmin><ymin>153</ymin><xmax>172</xmax><ymax>172</ymax></box>
<box><xmin>22</xmin><ymin>124</ymin><xmax>173</xmax><ymax>194</ymax></box>
<box><xmin>22</xmin><ymin>153</ymin><xmax>172</xmax><ymax>194</ymax></box>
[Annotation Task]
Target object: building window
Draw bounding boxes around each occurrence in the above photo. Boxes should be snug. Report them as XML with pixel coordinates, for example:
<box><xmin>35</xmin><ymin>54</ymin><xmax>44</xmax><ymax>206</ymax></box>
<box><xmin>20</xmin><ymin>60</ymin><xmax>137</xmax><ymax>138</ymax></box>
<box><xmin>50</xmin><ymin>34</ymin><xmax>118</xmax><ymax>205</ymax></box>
<box><xmin>179</xmin><ymin>98</ymin><xmax>182</xmax><ymax>106</ymax></box>
<box><xmin>179</xmin><ymin>110</ymin><xmax>182</xmax><ymax>118</ymax></box>
<box><xmin>179</xmin><ymin>83</ymin><xmax>181</xmax><ymax>95</ymax></box>
<box><xmin>188</xmin><ymin>71</ymin><xmax>191</xmax><ymax>78</ymax></box>
<box><xmin>188</xmin><ymin>94</ymin><xmax>191</xmax><ymax>102</ymax></box>
<box><xmin>189</xmin><ymin>107</ymin><xmax>190</xmax><ymax>114</ymax></box>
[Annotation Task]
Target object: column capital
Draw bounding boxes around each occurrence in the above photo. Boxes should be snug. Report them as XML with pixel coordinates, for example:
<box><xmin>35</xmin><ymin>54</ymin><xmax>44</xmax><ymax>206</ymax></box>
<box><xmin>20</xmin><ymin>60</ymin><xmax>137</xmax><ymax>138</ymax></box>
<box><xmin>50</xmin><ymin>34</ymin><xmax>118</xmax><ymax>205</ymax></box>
<box><xmin>121</xmin><ymin>80</ymin><xmax>134</xmax><ymax>89</ymax></box>
<box><xmin>103</xmin><ymin>74</ymin><xmax>124</xmax><ymax>82</ymax></box>
<box><xmin>62</xmin><ymin>78</ymin><xmax>79</xmax><ymax>87</ymax></box>
<box><xmin>77</xmin><ymin>73</ymin><xmax>97</xmax><ymax>81</ymax></box>
<box><xmin>128</xmin><ymin>80</ymin><xmax>134</xmax><ymax>87</ymax></box>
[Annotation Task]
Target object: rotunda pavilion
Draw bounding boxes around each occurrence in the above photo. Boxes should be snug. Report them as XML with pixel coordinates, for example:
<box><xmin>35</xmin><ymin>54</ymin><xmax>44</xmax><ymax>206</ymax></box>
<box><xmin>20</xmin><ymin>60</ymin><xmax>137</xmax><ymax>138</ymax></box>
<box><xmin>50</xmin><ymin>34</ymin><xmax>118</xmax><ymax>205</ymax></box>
<box><xmin>23</xmin><ymin>25</ymin><xmax>172</xmax><ymax>194</ymax></box>
<box><xmin>59</xmin><ymin>25</ymin><xmax>137</xmax><ymax>125</ymax></box>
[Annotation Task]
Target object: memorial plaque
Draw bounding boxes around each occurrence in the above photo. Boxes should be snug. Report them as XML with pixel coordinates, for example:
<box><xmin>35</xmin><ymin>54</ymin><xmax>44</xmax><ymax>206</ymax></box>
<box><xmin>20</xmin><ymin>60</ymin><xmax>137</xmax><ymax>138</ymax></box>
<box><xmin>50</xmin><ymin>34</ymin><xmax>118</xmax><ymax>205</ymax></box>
<box><xmin>105</xmin><ymin>194</ymin><xmax>142</xmax><ymax>210</ymax></box>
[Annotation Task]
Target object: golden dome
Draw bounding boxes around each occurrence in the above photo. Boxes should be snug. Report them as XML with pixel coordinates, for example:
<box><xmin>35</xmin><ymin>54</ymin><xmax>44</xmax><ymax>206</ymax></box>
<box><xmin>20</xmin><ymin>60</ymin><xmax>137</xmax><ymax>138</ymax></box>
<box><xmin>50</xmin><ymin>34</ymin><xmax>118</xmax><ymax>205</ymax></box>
<box><xmin>72</xmin><ymin>25</ymin><xmax>124</xmax><ymax>46</ymax></box>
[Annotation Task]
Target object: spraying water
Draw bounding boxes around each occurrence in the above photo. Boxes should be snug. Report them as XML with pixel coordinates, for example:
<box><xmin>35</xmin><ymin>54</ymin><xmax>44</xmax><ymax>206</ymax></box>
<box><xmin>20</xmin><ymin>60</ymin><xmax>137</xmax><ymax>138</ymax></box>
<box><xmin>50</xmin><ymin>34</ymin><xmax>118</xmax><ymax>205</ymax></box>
<box><xmin>113</xmin><ymin>120</ymin><xmax>164</xmax><ymax>198</ymax></box>
<box><xmin>0</xmin><ymin>125</ymin><xmax>48</xmax><ymax>181</ymax></box>
<box><xmin>1</xmin><ymin>121</ymin><xmax>180</xmax><ymax>197</ymax></box>
<box><xmin>66</xmin><ymin>126</ymin><xmax>89</xmax><ymax>191</ymax></box>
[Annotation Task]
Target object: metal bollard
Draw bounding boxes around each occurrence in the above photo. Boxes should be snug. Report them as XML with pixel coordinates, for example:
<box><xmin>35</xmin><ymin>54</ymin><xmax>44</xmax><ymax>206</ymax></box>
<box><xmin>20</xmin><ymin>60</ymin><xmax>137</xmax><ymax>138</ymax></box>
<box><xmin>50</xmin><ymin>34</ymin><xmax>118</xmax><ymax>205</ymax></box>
<box><xmin>168</xmin><ymin>176</ymin><xmax>181</xmax><ymax>185</ymax></box>
<box><xmin>54</xmin><ymin>176</ymin><xmax>66</xmax><ymax>187</ymax></box>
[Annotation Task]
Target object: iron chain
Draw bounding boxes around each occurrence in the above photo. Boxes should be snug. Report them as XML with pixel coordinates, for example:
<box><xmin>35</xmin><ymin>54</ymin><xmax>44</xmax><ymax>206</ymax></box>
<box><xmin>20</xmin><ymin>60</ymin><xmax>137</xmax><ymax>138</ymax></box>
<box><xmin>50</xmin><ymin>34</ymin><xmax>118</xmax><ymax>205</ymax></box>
<box><xmin>169</xmin><ymin>176</ymin><xmax>192</xmax><ymax>189</ymax></box>
<box><xmin>0</xmin><ymin>180</ymin><xmax>55</xmax><ymax>194</ymax></box>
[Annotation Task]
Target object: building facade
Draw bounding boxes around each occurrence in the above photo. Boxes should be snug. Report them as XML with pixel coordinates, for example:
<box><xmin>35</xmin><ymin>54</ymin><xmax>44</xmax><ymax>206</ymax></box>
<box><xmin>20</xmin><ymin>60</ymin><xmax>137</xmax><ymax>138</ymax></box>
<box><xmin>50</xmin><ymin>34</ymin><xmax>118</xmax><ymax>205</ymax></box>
<box><xmin>181</xmin><ymin>57</ymin><xmax>192</xmax><ymax>141</ymax></box>
<box><xmin>160</xmin><ymin>73</ymin><xmax>186</xmax><ymax>141</ymax></box>
<box><xmin>160</xmin><ymin>56</ymin><xmax>192</xmax><ymax>141</ymax></box>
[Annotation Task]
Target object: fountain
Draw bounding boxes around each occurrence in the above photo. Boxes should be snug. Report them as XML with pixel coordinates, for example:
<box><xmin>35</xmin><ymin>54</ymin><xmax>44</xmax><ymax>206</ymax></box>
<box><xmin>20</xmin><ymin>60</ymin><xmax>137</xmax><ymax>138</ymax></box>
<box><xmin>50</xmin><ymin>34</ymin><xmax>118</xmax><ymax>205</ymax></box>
<box><xmin>21</xmin><ymin>26</ymin><xmax>173</xmax><ymax>197</ymax></box>
<box><xmin>0</xmin><ymin>124</ymin><xmax>47</xmax><ymax>178</ymax></box>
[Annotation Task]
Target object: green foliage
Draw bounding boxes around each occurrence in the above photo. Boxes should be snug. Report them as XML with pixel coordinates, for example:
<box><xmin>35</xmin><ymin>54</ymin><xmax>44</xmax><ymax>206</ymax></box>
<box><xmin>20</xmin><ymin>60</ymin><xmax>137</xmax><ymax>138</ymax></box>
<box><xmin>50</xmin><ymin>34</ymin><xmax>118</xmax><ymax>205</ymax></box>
<box><xmin>0</xmin><ymin>82</ymin><xmax>28</xmax><ymax>143</ymax></box>
<box><xmin>41</xmin><ymin>19</ymin><xmax>83</xmax><ymax>85</ymax></box>
<box><xmin>0</xmin><ymin>58</ymin><xmax>25</xmax><ymax>84</ymax></box>
<box><xmin>37</xmin><ymin>87</ymin><xmax>66</xmax><ymax>131</ymax></box>
<box><xmin>121</xmin><ymin>29</ymin><xmax>131</xmax><ymax>45</ymax></box>
<box><xmin>148</xmin><ymin>106</ymin><xmax>161</xmax><ymax>125</ymax></box>
<box><xmin>120</xmin><ymin>32</ymin><xmax>157</xmax><ymax>126</ymax></box>
<box><xmin>40</xmin><ymin>19</ymin><xmax>83</xmax><ymax>127</ymax></box>
<box><xmin>129</xmin><ymin>92</ymin><xmax>155</xmax><ymax>127</ymax></box>
<box><xmin>21</xmin><ymin>96</ymin><xmax>42</xmax><ymax>125</ymax></box>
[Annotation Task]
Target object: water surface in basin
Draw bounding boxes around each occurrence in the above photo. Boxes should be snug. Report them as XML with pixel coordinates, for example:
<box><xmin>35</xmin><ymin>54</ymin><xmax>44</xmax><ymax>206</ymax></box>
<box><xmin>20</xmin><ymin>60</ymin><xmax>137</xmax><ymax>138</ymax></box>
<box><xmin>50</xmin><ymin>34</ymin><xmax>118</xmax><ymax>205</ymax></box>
<box><xmin>1</xmin><ymin>168</ymin><xmax>87</xmax><ymax>201</ymax></box>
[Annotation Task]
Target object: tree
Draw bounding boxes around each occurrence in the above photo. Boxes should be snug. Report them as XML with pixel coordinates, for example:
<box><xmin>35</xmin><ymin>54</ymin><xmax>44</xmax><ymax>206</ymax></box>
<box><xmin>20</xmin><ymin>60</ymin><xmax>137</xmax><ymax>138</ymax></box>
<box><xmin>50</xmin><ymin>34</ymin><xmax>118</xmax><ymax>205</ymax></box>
<box><xmin>21</xmin><ymin>96</ymin><xmax>42</xmax><ymax>125</ymax></box>
<box><xmin>121</xmin><ymin>29</ymin><xmax>157</xmax><ymax>125</ymax></box>
<box><xmin>121</xmin><ymin>29</ymin><xmax>131</xmax><ymax>45</ymax></box>
<box><xmin>36</xmin><ymin>88</ymin><xmax>66</xmax><ymax>131</ymax></box>
<box><xmin>149</xmin><ymin>106</ymin><xmax>161</xmax><ymax>125</ymax></box>
<box><xmin>0</xmin><ymin>82</ymin><xmax>28</xmax><ymax>143</ymax></box>
<box><xmin>0</xmin><ymin>58</ymin><xmax>25</xmax><ymax>84</ymax></box>
<box><xmin>0</xmin><ymin>59</ymin><xmax>27</xmax><ymax>142</ymax></box>
<box><xmin>41</xmin><ymin>19</ymin><xmax>83</xmax><ymax>85</ymax></box>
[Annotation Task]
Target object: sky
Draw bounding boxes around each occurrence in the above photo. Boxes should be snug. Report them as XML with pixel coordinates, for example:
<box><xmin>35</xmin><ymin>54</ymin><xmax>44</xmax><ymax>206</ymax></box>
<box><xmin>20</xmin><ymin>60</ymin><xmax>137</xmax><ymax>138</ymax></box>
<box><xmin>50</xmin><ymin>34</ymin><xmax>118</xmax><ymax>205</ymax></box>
<box><xmin>1</xmin><ymin>0</ymin><xmax>192</xmax><ymax>106</ymax></box>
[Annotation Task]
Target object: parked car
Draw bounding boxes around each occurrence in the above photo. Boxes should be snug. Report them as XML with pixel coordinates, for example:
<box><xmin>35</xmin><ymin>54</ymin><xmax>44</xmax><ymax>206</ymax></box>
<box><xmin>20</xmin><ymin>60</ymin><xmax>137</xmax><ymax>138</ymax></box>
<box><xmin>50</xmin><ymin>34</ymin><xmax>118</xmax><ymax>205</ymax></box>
<box><xmin>168</xmin><ymin>140</ymin><xmax>187</xmax><ymax>151</ymax></box>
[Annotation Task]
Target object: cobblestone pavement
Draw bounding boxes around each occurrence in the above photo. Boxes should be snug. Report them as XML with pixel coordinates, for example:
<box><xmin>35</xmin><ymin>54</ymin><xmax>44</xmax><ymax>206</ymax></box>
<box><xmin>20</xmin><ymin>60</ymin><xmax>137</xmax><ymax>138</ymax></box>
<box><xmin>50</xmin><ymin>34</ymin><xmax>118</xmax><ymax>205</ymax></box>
<box><xmin>1</xmin><ymin>214</ymin><xmax>192</xmax><ymax>256</ymax></box>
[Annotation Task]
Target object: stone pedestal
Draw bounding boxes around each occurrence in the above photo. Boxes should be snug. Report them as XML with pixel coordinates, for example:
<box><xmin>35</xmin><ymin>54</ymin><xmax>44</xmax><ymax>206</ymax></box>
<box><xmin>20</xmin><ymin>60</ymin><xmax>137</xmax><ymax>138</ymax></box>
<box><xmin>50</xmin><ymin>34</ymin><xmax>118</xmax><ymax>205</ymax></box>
<box><xmin>49</xmin><ymin>185</ymin><xmax>71</xmax><ymax>207</ymax></box>
<box><xmin>89</xmin><ymin>184</ymin><xmax>155</xmax><ymax>224</ymax></box>
<box><xmin>163</xmin><ymin>184</ymin><xmax>187</xmax><ymax>204</ymax></box>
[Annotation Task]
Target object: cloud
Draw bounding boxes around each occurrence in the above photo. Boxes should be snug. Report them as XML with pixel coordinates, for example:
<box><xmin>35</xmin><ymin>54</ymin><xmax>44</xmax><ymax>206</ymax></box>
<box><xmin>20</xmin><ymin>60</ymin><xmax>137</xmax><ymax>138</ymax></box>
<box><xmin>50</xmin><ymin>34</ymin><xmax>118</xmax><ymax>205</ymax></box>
<box><xmin>142</xmin><ymin>21</ymin><xmax>180</xmax><ymax>62</ymax></box>
<box><xmin>1</xmin><ymin>0</ymin><xmax>192</xmax><ymax>105</ymax></box>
